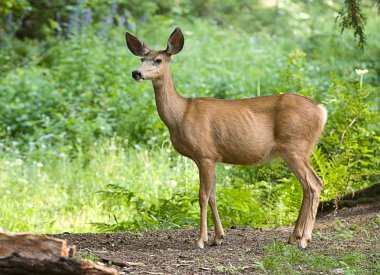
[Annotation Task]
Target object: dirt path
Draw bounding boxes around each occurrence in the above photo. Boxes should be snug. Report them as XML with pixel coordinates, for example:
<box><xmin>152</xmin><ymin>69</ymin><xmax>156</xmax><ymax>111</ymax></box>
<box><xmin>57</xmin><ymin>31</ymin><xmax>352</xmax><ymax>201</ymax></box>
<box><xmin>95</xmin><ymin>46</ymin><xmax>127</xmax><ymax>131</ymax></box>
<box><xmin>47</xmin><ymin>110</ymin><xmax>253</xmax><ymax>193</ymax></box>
<box><xmin>55</xmin><ymin>201</ymin><xmax>380</xmax><ymax>274</ymax></box>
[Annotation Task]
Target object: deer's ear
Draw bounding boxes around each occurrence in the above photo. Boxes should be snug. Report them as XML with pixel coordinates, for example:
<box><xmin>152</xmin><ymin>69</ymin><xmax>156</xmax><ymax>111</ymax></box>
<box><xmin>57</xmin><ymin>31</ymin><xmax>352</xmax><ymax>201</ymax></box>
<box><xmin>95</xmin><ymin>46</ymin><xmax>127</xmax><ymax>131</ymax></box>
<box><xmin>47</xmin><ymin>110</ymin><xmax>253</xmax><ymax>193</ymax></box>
<box><xmin>125</xmin><ymin>32</ymin><xmax>150</xmax><ymax>56</ymax></box>
<box><xmin>166</xmin><ymin>27</ymin><xmax>184</xmax><ymax>55</ymax></box>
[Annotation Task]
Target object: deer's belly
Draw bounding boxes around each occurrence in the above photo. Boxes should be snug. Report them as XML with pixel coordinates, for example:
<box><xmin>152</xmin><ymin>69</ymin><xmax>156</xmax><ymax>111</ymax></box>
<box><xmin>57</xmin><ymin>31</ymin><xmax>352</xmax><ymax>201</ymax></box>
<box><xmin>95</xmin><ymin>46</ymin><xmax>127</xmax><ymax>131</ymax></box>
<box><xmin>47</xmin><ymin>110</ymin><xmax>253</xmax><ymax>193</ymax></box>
<box><xmin>216</xmin><ymin>139</ymin><xmax>277</xmax><ymax>165</ymax></box>
<box><xmin>170</xmin><ymin>129</ymin><xmax>277</xmax><ymax>166</ymax></box>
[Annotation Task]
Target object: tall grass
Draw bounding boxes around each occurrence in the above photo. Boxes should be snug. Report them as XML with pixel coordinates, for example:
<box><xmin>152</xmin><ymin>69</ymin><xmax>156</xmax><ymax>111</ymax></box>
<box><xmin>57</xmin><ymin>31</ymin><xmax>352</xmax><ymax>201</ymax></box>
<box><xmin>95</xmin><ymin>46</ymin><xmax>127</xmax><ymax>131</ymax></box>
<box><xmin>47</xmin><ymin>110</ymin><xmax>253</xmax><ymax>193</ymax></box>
<box><xmin>0</xmin><ymin>141</ymin><xmax>193</xmax><ymax>232</ymax></box>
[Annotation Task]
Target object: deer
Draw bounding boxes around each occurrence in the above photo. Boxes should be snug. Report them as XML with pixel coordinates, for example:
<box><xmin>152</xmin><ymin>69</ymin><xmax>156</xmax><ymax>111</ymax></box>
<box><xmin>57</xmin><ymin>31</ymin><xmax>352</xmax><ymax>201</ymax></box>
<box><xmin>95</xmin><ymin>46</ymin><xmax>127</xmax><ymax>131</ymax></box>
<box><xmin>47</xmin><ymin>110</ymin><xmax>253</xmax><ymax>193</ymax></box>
<box><xmin>125</xmin><ymin>27</ymin><xmax>327</xmax><ymax>249</ymax></box>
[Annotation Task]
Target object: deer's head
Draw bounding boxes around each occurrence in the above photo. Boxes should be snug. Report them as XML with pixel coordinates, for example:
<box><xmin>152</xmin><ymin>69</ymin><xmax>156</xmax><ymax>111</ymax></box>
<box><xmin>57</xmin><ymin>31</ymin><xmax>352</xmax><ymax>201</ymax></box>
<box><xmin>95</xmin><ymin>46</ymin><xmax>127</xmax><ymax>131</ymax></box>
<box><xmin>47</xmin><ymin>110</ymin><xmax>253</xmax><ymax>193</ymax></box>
<box><xmin>126</xmin><ymin>27</ymin><xmax>184</xmax><ymax>81</ymax></box>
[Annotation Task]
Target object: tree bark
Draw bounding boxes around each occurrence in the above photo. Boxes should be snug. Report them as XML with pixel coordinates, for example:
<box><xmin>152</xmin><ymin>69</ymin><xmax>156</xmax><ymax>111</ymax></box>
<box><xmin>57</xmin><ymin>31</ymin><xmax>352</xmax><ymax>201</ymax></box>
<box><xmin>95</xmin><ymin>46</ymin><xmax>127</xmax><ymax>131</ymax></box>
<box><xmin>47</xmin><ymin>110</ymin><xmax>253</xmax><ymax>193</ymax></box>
<box><xmin>0</xmin><ymin>233</ymin><xmax>117</xmax><ymax>275</ymax></box>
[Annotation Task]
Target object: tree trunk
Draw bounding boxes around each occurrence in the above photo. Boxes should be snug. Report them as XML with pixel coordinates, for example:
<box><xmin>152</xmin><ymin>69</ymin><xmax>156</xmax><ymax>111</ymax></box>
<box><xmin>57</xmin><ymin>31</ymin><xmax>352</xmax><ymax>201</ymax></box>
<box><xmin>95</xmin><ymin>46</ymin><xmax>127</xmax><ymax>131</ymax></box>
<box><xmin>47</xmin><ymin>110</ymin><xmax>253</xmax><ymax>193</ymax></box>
<box><xmin>0</xmin><ymin>233</ymin><xmax>117</xmax><ymax>275</ymax></box>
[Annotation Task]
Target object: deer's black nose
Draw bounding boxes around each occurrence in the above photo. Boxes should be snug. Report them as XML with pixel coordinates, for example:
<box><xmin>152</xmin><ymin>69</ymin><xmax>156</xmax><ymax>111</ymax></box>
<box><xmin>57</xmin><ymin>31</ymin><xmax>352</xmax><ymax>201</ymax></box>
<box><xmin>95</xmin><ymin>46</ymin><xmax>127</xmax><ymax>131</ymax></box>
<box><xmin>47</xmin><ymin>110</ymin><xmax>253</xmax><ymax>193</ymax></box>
<box><xmin>132</xmin><ymin>70</ymin><xmax>142</xmax><ymax>80</ymax></box>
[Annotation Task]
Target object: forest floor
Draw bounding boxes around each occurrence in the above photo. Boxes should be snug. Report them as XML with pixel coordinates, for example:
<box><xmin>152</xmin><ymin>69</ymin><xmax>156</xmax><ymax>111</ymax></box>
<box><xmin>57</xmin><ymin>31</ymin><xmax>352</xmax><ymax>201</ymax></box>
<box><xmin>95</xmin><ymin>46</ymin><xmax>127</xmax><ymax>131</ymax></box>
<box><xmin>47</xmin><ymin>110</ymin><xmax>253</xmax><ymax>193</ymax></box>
<box><xmin>55</xmin><ymin>201</ymin><xmax>380</xmax><ymax>274</ymax></box>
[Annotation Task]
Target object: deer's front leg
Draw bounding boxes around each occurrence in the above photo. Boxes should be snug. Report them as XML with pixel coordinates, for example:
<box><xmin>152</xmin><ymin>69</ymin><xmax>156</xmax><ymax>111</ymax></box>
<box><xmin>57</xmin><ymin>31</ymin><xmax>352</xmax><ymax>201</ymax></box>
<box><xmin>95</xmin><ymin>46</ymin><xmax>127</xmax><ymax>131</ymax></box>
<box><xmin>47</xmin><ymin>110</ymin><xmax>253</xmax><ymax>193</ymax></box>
<box><xmin>196</xmin><ymin>159</ymin><xmax>216</xmax><ymax>249</ymax></box>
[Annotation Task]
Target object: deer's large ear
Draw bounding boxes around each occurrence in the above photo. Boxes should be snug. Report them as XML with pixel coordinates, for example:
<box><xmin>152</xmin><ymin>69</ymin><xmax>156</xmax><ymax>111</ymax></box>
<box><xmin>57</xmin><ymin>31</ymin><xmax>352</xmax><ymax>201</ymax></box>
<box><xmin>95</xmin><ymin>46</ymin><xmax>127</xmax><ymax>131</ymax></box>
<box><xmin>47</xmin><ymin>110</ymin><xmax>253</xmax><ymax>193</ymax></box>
<box><xmin>125</xmin><ymin>32</ymin><xmax>150</xmax><ymax>56</ymax></box>
<box><xmin>166</xmin><ymin>27</ymin><xmax>184</xmax><ymax>55</ymax></box>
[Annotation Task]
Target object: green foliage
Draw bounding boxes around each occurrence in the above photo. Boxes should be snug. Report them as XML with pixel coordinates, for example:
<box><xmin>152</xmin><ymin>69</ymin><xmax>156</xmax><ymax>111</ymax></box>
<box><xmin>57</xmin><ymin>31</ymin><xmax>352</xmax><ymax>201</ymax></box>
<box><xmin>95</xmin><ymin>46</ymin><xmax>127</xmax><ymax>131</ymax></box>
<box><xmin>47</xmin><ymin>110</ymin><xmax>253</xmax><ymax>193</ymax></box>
<box><xmin>95</xmin><ymin>184</ymin><xmax>199</xmax><ymax>231</ymax></box>
<box><xmin>0</xmin><ymin>1</ymin><xmax>379</xmax><ymax>233</ymax></box>
<box><xmin>316</xmin><ymin>76</ymin><xmax>380</xmax><ymax>199</ymax></box>
<box><xmin>0</xmin><ymin>0</ymin><xmax>30</xmax><ymax>19</ymax></box>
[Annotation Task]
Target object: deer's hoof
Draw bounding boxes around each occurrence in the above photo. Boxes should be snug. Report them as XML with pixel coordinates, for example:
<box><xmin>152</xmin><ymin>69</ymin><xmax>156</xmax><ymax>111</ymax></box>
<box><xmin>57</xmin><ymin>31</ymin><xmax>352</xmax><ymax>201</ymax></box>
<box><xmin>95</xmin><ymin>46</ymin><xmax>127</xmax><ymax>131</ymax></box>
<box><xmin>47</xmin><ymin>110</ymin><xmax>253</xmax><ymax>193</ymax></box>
<box><xmin>213</xmin><ymin>234</ymin><xmax>224</xmax><ymax>246</ymax></box>
<box><xmin>288</xmin><ymin>234</ymin><xmax>309</xmax><ymax>249</ymax></box>
<box><xmin>297</xmin><ymin>237</ymin><xmax>309</xmax><ymax>249</ymax></box>
<box><xmin>196</xmin><ymin>239</ymin><xmax>206</xmax><ymax>249</ymax></box>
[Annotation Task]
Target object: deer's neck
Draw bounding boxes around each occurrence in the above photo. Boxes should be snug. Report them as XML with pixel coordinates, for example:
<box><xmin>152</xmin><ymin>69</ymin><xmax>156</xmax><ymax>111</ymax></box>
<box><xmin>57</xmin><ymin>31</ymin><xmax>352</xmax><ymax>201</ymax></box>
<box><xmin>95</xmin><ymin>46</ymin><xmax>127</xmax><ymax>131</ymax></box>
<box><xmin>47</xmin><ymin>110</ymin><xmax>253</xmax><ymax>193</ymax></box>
<box><xmin>152</xmin><ymin>69</ymin><xmax>188</xmax><ymax>130</ymax></box>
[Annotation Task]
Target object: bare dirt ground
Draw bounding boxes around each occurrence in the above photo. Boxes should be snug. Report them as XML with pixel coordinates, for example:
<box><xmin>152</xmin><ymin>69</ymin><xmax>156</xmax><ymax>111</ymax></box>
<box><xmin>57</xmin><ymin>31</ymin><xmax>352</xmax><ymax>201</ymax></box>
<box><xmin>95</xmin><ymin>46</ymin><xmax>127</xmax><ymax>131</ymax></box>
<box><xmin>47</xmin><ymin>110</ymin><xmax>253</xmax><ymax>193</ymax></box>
<box><xmin>55</xmin><ymin>201</ymin><xmax>380</xmax><ymax>274</ymax></box>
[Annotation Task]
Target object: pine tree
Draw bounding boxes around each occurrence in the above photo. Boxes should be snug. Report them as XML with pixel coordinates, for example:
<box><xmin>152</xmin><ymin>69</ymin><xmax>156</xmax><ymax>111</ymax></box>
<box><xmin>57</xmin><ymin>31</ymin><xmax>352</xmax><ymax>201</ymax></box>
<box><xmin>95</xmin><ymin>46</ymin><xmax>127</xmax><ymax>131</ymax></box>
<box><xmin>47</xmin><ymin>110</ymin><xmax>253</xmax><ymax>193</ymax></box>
<box><xmin>336</xmin><ymin>0</ymin><xmax>380</xmax><ymax>49</ymax></box>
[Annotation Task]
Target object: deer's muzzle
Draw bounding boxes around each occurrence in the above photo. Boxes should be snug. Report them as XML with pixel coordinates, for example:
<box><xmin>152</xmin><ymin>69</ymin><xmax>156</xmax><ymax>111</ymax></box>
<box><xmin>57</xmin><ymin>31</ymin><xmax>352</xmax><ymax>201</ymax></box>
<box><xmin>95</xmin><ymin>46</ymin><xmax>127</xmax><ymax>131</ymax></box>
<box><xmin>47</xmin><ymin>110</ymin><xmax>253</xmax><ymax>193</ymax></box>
<box><xmin>132</xmin><ymin>70</ymin><xmax>144</xmax><ymax>81</ymax></box>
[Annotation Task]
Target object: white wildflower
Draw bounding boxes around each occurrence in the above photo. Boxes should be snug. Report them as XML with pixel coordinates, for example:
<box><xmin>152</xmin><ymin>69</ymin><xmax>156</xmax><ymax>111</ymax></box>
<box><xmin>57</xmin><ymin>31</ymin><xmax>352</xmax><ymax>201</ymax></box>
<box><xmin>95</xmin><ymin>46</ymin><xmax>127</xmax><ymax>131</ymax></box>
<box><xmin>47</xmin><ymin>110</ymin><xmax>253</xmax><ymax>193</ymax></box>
<box><xmin>169</xmin><ymin>180</ymin><xmax>177</xmax><ymax>187</ymax></box>
<box><xmin>355</xmin><ymin>69</ymin><xmax>368</xmax><ymax>75</ymax></box>
<box><xmin>299</xmin><ymin>12</ymin><xmax>310</xmax><ymax>20</ymax></box>
<box><xmin>355</xmin><ymin>69</ymin><xmax>368</xmax><ymax>90</ymax></box>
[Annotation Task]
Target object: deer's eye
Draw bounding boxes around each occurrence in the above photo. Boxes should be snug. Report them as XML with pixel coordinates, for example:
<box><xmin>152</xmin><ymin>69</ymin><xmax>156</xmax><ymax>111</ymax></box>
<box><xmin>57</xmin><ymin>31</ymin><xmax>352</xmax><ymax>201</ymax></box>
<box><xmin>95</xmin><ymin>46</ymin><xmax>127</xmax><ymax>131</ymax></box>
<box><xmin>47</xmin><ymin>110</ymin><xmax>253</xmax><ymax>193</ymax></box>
<box><xmin>140</xmin><ymin>58</ymin><xmax>145</xmax><ymax>62</ymax></box>
<box><xmin>154</xmin><ymin>59</ymin><xmax>162</xmax><ymax>65</ymax></box>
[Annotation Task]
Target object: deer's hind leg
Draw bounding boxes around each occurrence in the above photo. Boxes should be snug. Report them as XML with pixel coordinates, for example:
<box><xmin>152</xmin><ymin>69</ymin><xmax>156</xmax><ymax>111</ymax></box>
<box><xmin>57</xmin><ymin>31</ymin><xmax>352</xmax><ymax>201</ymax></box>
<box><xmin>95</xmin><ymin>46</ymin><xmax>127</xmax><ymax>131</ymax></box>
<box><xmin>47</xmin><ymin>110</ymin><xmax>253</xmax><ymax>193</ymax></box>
<box><xmin>282</xmin><ymin>152</ymin><xmax>323</xmax><ymax>248</ymax></box>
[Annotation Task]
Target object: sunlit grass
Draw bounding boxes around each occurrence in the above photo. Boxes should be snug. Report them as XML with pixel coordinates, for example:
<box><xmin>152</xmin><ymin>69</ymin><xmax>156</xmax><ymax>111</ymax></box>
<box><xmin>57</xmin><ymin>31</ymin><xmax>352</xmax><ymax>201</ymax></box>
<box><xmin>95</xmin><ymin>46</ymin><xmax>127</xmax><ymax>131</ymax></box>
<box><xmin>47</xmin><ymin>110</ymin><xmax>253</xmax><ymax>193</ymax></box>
<box><xmin>256</xmin><ymin>241</ymin><xmax>379</xmax><ymax>274</ymax></box>
<box><xmin>0</xmin><ymin>140</ymin><xmax>199</xmax><ymax>233</ymax></box>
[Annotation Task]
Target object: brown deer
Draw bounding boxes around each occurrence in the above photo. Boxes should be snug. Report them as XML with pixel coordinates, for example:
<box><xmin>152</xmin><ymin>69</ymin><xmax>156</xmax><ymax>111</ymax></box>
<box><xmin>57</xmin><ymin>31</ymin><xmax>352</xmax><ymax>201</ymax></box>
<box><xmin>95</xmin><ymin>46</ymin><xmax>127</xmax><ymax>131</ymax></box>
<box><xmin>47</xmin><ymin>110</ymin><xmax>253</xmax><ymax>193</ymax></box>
<box><xmin>125</xmin><ymin>27</ymin><xmax>327</xmax><ymax>249</ymax></box>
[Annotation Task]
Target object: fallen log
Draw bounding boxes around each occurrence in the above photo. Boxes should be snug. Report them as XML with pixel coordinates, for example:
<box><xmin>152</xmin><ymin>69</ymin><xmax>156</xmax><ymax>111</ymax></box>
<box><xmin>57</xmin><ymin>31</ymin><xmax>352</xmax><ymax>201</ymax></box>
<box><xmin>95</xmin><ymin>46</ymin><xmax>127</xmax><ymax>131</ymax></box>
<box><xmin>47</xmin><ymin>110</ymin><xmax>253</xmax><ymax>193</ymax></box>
<box><xmin>0</xmin><ymin>233</ymin><xmax>117</xmax><ymax>275</ymax></box>
<box><xmin>318</xmin><ymin>182</ymin><xmax>380</xmax><ymax>214</ymax></box>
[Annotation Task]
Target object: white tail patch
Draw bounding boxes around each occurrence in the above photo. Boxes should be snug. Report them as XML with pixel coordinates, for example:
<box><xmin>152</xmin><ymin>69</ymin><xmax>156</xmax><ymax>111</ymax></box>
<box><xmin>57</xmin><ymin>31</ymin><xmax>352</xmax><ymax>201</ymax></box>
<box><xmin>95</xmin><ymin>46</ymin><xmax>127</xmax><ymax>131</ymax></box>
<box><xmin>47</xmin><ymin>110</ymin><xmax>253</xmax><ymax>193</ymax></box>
<box><xmin>318</xmin><ymin>104</ymin><xmax>328</xmax><ymax>128</ymax></box>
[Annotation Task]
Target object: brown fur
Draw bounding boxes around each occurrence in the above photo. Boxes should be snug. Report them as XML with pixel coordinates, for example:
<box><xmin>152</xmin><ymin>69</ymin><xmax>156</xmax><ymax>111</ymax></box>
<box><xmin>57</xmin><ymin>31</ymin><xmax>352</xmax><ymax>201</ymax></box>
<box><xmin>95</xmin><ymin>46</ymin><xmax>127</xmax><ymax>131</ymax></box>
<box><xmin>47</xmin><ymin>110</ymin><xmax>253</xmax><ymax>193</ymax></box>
<box><xmin>126</xmin><ymin>28</ymin><xmax>327</xmax><ymax>249</ymax></box>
